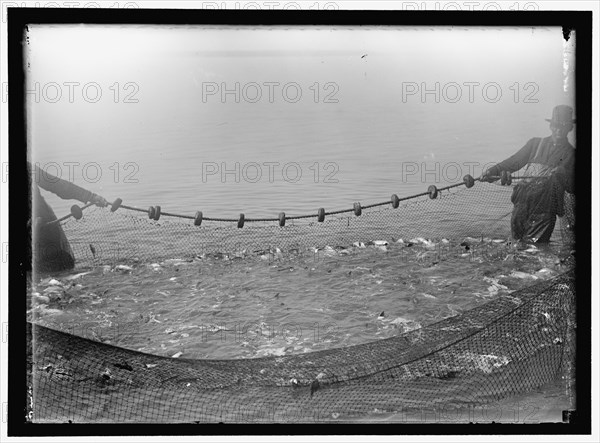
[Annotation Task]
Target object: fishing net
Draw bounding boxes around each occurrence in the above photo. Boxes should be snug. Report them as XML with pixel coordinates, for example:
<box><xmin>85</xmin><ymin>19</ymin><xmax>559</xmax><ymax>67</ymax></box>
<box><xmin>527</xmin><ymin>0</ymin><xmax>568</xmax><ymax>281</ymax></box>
<box><xmin>51</xmin><ymin>179</ymin><xmax>575</xmax><ymax>268</ymax></box>
<box><xmin>29</xmin><ymin>271</ymin><xmax>576</xmax><ymax>423</ymax></box>
<box><xmin>28</xmin><ymin>177</ymin><xmax>577</xmax><ymax>423</ymax></box>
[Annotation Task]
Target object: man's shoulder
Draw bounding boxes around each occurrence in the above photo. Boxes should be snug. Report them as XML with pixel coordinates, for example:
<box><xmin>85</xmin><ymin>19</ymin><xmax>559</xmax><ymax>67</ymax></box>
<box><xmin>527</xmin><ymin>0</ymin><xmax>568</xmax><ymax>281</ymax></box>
<box><xmin>520</xmin><ymin>136</ymin><xmax>546</xmax><ymax>152</ymax></box>
<box><xmin>537</xmin><ymin>136</ymin><xmax>552</xmax><ymax>144</ymax></box>
<box><xmin>533</xmin><ymin>136</ymin><xmax>574</xmax><ymax>151</ymax></box>
<box><xmin>525</xmin><ymin>136</ymin><xmax>547</xmax><ymax>146</ymax></box>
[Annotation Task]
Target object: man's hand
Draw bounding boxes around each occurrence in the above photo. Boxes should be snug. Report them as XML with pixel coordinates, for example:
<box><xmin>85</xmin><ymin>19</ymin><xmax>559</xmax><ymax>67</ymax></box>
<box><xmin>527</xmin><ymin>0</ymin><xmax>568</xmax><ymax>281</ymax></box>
<box><xmin>480</xmin><ymin>169</ymin><xmax>499</xmax><ymax>183</ymax></box>
<box><xmin>89</xmin><ymin>193</ymin><xmax>109</xmax><ymax>207</ymax></box>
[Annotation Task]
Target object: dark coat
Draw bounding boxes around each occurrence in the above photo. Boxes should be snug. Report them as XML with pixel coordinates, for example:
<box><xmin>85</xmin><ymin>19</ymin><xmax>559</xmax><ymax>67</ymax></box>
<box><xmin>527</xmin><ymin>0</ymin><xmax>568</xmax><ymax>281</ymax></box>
<box><xmin>488</xmin><ymin>137</ymin><xmax>575</xmax><ymax>243</ymax></box>
<box><xmin>29</xmin><ymin>162</ymin><xmax>94</xmax><ymax>273</ymax></box>
<box><xmin>487</xmin><ymin>136</ymin><xmax>575</xmax><ymax>192</ymax></box>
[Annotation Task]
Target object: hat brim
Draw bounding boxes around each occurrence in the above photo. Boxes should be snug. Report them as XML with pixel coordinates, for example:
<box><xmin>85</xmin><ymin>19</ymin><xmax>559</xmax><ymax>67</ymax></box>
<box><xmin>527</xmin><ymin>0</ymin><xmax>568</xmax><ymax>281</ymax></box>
<box><xmin>545</xmin><ymin>119</ymin><xmax>576</xmax><ymax>124</ymax></box>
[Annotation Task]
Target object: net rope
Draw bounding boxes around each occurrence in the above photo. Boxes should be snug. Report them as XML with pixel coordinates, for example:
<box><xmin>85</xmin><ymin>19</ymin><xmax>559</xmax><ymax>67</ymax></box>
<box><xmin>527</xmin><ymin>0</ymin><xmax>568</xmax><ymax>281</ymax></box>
<box><xmin>53</xmin><ymin>178</ymin><xmax>574</xmax><ymax>268</ymax></box>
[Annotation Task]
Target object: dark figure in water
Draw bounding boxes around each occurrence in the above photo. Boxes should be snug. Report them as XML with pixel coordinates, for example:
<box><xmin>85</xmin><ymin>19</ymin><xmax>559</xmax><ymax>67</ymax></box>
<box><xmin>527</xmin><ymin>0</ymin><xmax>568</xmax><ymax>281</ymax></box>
<box><xmin>29</xmin><ymin>161</ymin><xmax>108</xmax><ymax>273</ymax></box>
<box><xmin>481</xmin><ymin>105</ymin><xmax>575</xmax><ymax>244</ymax></box>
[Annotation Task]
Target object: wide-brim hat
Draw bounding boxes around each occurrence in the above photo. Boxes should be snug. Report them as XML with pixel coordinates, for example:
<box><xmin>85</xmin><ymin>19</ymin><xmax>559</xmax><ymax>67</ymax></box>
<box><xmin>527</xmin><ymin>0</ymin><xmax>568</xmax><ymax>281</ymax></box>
<box><xmin>545</xmin><ymin>105</ymin><xmax>576</xmax><ymax>125</ymax></box>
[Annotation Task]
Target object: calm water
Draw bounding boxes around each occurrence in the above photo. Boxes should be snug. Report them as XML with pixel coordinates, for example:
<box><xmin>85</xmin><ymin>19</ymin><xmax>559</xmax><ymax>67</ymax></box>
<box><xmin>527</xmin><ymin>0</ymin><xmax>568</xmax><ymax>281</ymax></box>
<box><xmin>26</xmin><ymin>26</ymin><xmax>575</xmax><ymax>422</ymax></box>
<box><xmin>27</xmin><ymin>25</ymin><xmax>574</xmax><ymax>218</ymax></box>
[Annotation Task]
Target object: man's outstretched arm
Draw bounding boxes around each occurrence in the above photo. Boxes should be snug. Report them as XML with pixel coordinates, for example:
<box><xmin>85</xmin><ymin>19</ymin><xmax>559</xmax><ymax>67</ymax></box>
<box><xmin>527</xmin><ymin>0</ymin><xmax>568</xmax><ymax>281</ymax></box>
<box><xmin>481</xmin><ymin>138</ymin><xmax>538</xmax><ymax>181</ymax></box>
<box><xmin>30</xmin><ymin>162</ymin><xmax>107</xmax><ymax>206</ymax></box>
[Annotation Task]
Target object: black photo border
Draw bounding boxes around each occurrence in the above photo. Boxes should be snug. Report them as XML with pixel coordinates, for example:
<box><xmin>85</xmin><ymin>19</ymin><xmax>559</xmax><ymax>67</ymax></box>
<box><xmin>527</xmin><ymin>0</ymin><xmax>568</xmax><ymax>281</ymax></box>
<box><xmin>7</xmin><ymin>6</ymin><xmax>593</xmax><ymax>438</ymax></box>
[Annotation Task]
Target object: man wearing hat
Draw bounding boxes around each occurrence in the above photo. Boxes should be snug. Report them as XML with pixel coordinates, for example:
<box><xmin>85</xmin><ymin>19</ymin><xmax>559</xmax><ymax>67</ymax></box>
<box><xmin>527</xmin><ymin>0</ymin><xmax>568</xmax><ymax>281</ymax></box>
<box><xmin>481</xmin><ymin>105</ymin><xmax>575</xmax><ymax>243</ymax></box>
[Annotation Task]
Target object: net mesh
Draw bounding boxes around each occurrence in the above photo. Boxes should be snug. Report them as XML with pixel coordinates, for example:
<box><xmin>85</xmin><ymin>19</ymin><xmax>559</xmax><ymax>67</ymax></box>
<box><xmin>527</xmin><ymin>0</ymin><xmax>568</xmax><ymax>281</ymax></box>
<box><xmin>29</xmin><ymin>179</ymin><xmax>577</xmax><ymax>423</ymax></box>
<box><xmin>57</xmin><ymin>181</ymin><xmax>574</xmax><ymax>267</ymax></box>
<box><xmin>30</xmin><ymin>271</ymin><xmax>575</xmax><ymax>423</ymax></box>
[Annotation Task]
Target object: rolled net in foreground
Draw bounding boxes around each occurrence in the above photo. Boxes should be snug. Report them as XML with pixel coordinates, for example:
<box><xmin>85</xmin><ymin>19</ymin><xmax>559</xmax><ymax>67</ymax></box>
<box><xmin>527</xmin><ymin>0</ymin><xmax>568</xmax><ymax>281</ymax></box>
<box><xmin>29</xmin><ymin>178</ymin><xmax>577</xmax><ymax>423</ymax></box>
